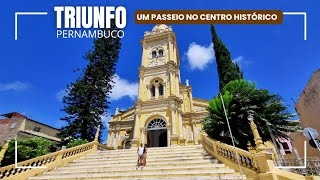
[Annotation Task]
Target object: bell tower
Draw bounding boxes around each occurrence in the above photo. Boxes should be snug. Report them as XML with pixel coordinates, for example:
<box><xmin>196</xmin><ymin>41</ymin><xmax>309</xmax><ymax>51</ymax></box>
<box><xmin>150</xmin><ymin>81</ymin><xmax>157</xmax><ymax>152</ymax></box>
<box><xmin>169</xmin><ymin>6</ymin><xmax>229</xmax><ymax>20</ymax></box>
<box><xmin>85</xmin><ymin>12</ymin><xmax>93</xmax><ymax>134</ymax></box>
<box><xmin>138</xmin><ymin>24</ymin><xmax>181</xmax><ymax>101</ymax></box>
<box><xmin>108</xmin><ymin>24</ymin><xmax>208</xmax><ymax>149</ymax></box>
<box><xmin>129</xmin><ymin>24</ymin><xmax>185</xmax><ymax>147</ymax></box>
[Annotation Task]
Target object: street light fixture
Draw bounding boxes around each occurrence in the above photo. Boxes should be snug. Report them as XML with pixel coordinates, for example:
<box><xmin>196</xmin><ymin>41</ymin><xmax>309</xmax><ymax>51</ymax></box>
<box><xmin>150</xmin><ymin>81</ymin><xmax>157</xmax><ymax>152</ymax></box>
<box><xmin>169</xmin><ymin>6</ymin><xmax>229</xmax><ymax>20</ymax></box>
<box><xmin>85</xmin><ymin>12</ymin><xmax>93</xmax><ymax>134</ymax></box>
<box><xmin>247</xmin><ymin>115</ymin><xmax>254</xmax><ymax>122</ymax></box>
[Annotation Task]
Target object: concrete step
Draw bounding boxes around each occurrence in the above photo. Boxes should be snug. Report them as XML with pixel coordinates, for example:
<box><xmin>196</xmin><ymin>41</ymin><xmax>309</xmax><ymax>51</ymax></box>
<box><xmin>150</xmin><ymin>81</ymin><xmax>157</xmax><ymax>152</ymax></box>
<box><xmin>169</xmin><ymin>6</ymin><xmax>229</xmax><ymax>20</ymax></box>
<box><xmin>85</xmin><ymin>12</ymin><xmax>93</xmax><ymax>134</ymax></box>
<box><xmin>99</xmin><ymin>146</ymin><xmax>203</xmax><ymax>151</ymax></box>
<box><xmin>44</xmin><ymin>164</ymin><xmax>230</xmax><ymax>175</ymax></box>
<box><xmin>29</xmin><ymin>145</ymin><xmax>246</xmax><ymax>180</ymax></box>
<box><xmin>30</xmin><ymin>169</ymin><xmax>244</xmax><ymax>179</ymax></box>
<box><xmin>30</xmin><ymin>176</ymin><xmax>245</xmax><ymax>180</ymax></box>
<box><xmin>104</xmin><ymin>177</ymin><xmax>246</xmax><ymax>180</ymax></box>
<box><xmin>69</xmin><ymin>157</ymin><xmax>216</xmax><ymax>166</ymax></box>
<box><xmin>80</xmin><ymin>152</ymin><xmax>210</xmax><ymax>160</ymax></box>
<box><xmin>30</xmin><ymin>175</ymin><xmax>246</xmax><ymax>180</ymax></box>
<box><xmin>57</xmin><ymin>159</ymin><xmax>219</xmax><ymax>170</ymax></box>
<box><xmin>102</xmin><ymin>145</ymin><xmax>203</xmax><ymax>152</ymax></box>
<box><xmin>96</xmin><ymin>147</ymin><xmax>203</xmax><ymax>154</ymax></box>
<box><xmin>74</xmin><ymin>155</ymin><xmax>213</xmax><ymax>164</ymax></box>
<box><xmin>94</xmin><ymin>149</ymin><xmax>205</xmax><ymax>156</ymax></box>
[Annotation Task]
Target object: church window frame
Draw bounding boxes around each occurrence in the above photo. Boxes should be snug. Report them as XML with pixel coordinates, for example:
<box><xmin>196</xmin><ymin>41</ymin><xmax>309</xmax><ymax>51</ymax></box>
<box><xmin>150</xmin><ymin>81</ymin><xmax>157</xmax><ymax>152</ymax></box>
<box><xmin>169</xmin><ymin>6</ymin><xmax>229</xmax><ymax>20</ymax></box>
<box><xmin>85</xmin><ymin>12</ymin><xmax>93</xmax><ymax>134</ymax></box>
<box><xmin>147</xmin><ymin>118</ymin><xmax>167</xmax><ymax>130</ymax></box>
<box><xmin>152</xmin><ymin>51</ymin><xmax>157</xmax><ymax>58</ymax></box>
<box><xmin>159</xmin><ymin>83</ymin><xmax>164</xmax><ymax>96</ymax></box>
<box><xmin>149</xmin><ymin>78</ymin><xmax>165</xmax><ymax>99</ymax></box>
<box><xmin>151</xmin><ymin>85</ymin><xmax>156</xmax><ymax>97</ymax></box>
<box><xmin>158</xmin><ymin>49</ymin><xmax>164</xmax><ymax>57</ymax></box>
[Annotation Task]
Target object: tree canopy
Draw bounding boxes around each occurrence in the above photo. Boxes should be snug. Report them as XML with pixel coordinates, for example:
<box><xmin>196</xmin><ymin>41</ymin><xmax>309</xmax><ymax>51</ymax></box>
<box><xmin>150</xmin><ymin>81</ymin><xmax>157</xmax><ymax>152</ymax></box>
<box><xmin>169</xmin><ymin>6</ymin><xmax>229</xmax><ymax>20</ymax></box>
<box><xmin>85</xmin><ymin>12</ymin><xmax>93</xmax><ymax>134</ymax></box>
<box><xmin>1</xmin><ymin>138</ymin><xmax>54</xmax><ymax>167</ymax></box>
<box><xmin>59</xmin><ymin>22</ymin><xmax>122</xmax><ymax>142</ymax></box>
<box><xmin>203</xmin><ymin>79</ymin><xmax>300</xmax><ymax>150</ymax></box>
<box><xmin>211</xmin><ymin>25</ymin><xmax>243</xmax><ymax>90</ymax></box>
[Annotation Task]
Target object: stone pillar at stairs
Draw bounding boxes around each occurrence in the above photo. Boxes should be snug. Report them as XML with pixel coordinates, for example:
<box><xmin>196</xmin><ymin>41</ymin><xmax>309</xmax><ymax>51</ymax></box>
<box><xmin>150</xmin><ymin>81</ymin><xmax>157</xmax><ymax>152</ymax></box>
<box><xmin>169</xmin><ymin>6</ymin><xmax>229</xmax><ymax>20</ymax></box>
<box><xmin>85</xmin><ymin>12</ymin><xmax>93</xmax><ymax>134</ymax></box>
<box><xmin>116</xmin><ymin>129</ymin><xmax>120</xmax><ymax>148</ymax></box>
<box><xmin>167</xmin><ymin>124</ymin><xmax>171</xmax><ymax>146</ymax></box>
<box><xmin>140</xmin><ymin>127</ymin><xmax>146</xmax><ymax>144</ymax></box>
<box><xmin>170</xmin><ymin>104</ymin><xmax>177</xmax><ymax>136</ymax></box>
<box><xmin>106</xmin><ymin>132</ymin><xmax>111</xmax><ymax>146</ymax></box>
<box><xmin>192</xmin><ymin>121</ymin><xmax>198</xmax><ymax>145</ymax></box>
<box><xmin>183</xmin><ymin>122</ymin><xmax>187</xmax><ymax>145</ymax></box>
<box><xmin>131</xmin><ymin>107</ymin><xmax>141</xmax><ymax>148</ymax></box>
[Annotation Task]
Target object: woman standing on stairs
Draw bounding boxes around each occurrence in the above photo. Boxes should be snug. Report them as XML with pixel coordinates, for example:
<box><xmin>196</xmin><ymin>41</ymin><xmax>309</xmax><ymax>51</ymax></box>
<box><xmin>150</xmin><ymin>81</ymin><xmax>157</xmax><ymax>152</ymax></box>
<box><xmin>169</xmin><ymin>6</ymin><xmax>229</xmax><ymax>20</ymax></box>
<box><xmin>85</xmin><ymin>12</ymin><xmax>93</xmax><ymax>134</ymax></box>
<box><xmin>143</xmin><ymin>144</ymin><xmax>148</xmax><ymax>167</ymax></box>
<box><xmin>136</xmin><ymin>143</ymin><xmax>144</xmax><ymax>170</ymax></box>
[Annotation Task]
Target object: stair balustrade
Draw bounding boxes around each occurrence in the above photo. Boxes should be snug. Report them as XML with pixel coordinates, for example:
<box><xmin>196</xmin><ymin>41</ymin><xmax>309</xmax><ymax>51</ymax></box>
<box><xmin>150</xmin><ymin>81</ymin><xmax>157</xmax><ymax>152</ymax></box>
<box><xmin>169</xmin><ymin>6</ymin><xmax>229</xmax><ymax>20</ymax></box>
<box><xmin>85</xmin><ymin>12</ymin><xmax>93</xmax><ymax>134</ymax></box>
<box><xmin>216</xmin><ymin>140</ymin><xmax>259</xmax><ymax>171</ymax></box>
<box><xmin>0</xmin><ymin>125</ymin><xmax>113</xmax><ymax>180</ymax></box>
<box><xmin>200</xmin><ymin>132</ymin><xmax>320</xmax><ymax>180</ymax></box>
<box><xmin>0</xmin><ymin>142</ymin><xmax>97</xmax><ymax>179</ymax></box>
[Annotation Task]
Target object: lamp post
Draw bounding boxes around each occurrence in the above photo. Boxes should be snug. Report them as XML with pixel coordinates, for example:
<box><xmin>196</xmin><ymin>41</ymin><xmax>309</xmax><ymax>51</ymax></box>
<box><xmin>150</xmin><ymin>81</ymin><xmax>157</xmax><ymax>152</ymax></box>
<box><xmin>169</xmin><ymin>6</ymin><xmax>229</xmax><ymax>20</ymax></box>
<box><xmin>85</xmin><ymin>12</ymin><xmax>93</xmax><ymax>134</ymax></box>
<box><xmin>248</xmin><ymin>115</ymin><xmax>269</xmax><ymax>153</ymax></box>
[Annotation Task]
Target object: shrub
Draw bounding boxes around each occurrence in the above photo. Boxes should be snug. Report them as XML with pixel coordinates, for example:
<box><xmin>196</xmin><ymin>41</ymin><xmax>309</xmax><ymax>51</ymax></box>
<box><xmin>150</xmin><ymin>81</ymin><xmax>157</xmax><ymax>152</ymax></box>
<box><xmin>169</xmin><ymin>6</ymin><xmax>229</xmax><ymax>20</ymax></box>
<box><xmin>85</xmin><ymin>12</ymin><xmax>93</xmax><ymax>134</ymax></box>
<box><xmin>1</xmin><ymin>137</ymin><xmax>53</xmax><ymax>166</ymax></box>
<box><xmin>66</xmin><ymin>139</ymin><xmax>88</xmax><ymax>148</ymax></box>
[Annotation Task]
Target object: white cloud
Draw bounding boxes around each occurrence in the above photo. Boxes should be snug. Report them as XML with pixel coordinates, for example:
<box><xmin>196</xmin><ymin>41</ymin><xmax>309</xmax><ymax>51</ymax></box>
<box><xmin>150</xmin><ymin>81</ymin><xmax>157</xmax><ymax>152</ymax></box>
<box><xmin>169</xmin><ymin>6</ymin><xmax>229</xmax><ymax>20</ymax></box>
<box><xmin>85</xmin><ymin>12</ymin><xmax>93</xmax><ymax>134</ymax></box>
<box><xmin>56</xmin><ymin>89</ymin><xmax>67</xmax><ymax>102</ymax></box>
<box><xmin>100</xmin><ymin>114</ymin><xmax>111</xmax><ymax>129</ymax></box>
<box><xmin>56</xmin><ymin>75</ymin><xmax>138</xmax><ymax>102</ymax></box>
<box><xmin>232</xmin><ymin>56</ymin><xmax>252</xmax><ymax>67</ymax></box>
<box><xmin>185</xmin><ymin>43</ymin><xmax>215</xmax><ymax>70</ymax></box>
<box><xmin>0</xmin><ymin>81</ymin><xmax>31</xmax><ymax>92</ymax></box>
<box><xmin>232</xmin><ymin>56</ymin><xmax>244</xmax><ymax>64</ymax></box>
<box><xmin>110</xmin><ymin>74</ymin><xmax>138</xmax><ymax>101</ymax></box>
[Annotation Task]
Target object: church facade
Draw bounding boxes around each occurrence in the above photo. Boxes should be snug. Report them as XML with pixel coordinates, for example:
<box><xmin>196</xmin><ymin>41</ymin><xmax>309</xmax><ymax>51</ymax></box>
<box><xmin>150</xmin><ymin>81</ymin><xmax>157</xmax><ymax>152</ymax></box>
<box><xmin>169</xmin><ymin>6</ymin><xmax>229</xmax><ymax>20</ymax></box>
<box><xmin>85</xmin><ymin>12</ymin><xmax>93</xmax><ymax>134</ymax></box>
<box><xmin>107</xmin><ymin>24</ymin><xmax>209</xmax><ymax>149</ymax></box>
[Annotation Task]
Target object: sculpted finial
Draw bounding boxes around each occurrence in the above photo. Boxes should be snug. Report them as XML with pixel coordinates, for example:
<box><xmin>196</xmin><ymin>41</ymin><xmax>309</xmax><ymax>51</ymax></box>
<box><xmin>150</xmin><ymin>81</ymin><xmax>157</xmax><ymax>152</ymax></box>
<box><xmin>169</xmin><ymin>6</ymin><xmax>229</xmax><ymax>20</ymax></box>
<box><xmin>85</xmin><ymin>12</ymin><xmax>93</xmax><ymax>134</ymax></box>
<box><xmin>186</xmin><ymin>79</ymin><xmax>189</xmax><ymax>86</ymax></box>
<box><xmin>115</xmin><ymin>107</ymin><xmax>120</xmax><ymax>115</ymax></box>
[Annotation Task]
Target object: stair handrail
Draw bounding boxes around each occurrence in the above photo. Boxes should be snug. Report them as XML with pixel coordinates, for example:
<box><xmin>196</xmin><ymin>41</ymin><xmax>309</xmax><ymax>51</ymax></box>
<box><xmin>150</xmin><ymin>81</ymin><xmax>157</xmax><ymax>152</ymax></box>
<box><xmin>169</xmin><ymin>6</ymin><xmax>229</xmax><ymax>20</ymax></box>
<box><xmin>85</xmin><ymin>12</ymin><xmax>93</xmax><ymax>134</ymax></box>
<box><xmin>0</xmin><ymin>141</ymin><xmax>95</xmax><ymax>180</ymax></box>
<box><xmin>0</xmin><ymin>142</ymin><xmax>9</xmax><ymax>166</ymax></box>
<box><xmin>0</xmin><ymin>126</ymin><xmax>111</xmax><ymax>180</ymax></box>
<box><xmin>201</xmin><ymin>133</ymin><xmax>261</xmax><ymax>175</ymax></box>
<box><xmin>200</xmin><ymin>132</ymin><xmax>318</xmax><ymax>180</ymax></box>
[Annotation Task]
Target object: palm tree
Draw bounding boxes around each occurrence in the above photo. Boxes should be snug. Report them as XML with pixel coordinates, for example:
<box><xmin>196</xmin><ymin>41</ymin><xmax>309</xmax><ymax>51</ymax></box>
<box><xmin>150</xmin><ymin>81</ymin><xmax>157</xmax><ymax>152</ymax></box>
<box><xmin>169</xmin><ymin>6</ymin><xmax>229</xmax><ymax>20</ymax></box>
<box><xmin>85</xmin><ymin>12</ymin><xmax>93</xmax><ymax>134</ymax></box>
<box><xmin>203</xmin><ymin>79</ymin><xmax>300</xmax><ymax>150</ymax></box>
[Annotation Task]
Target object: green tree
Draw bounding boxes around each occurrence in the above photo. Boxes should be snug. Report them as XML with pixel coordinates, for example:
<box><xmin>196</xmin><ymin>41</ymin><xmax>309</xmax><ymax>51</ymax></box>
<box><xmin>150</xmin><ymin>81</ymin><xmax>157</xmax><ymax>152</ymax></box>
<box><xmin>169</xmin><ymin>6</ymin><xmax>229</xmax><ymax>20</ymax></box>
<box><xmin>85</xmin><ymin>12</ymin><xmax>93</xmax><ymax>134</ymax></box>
<box><xmin>203</xmin><ymin>79</ymin><xmax>300</xmax><ymax>150</ymax></box>
<box><xmin>211</xmin><ymin>25</ymin><xmax>243</xmax><ymax>90</ymax></box>
<box><xmin>66</xmin><ymin>139</ymin><xmax>89</xmax><ymax>148</ymax></box>
<box><xmin>58</xmin><ymin>22</ymin><xmax>121</xmax><ymax>142</ymax></box>
<box><xmin>1</xmin><ymin>138</ymin><xmax>53</xmax><ymax>167</ymax></box>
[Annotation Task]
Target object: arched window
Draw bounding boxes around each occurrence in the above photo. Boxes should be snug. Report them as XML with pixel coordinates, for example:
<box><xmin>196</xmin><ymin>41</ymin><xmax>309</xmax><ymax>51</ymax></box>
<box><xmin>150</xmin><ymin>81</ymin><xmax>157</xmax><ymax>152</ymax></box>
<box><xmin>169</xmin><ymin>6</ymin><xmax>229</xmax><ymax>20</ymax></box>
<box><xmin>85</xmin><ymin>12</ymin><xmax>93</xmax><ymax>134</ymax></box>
<box><xmin>152</xmin><ymin>51</ymin><xmax>157</xmax><ymax>58</ymax></box>
<box><xmin>159</xmin><ymin>83</ymin><xmax>164</xmax><ymax>96</ymax></box>
<box><xmin>159</xmin><ymin>49</ymin><xmax>163</xmax><ymax>57</ymax></box>
<box><xmin>147</xmin><ymin>119</ymin><xmax>166</xmax><ymax>129</ymax></box>
<box><xmin>151</xmin><ymin>85</ymin><xmax>156</xmax><ymax>97</ymax></box>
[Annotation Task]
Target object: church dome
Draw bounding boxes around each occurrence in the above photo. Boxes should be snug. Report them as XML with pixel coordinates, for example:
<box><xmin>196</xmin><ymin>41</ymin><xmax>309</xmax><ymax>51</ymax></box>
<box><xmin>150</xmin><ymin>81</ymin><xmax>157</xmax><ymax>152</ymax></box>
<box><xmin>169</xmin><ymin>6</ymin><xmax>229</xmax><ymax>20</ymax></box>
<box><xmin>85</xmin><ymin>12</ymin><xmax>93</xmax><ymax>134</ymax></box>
<box><xmin>151</xmin><ymin>24</ymin><xmax>171</xmax><ymax>32</ymax></box>
<box><xmin>144</xmin><ymin>24</ymin><xmax>172</xmax><ymax>37</ymax></box>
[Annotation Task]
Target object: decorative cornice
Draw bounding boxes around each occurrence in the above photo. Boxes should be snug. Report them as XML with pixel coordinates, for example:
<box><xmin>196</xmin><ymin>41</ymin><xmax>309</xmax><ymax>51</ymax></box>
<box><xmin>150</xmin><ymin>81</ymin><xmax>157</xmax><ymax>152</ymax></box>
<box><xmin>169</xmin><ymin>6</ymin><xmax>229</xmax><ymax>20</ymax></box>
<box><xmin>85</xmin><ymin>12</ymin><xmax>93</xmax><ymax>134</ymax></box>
<box><xmin>142</xmin><ymin>31</ymin><xmax>175</xmax><ymax>43</ymax></box>
<box><xmin>182</xmin><ymin>112</ymin><xmax>207</xmax><ymax>119</ymax></box>
<box><xmin>138</xmin><ymin>67</ymin><xmax>146</xmax><ymax>77</ymax></box>
<box><xmin>170</xmin><ymin>104</ymin><xmax>177</xmax><ymax>111</ymax></box>
<box><xmin>140</xmin><ymin>62</ymin><xmax>179</xmax><ymax>76</ymax></box>
<box><xmin>108</xmin><ymin>120</ymin><xmax>134</xmax><ymax>126</ymax></box>
<box><xmin>144</xmin><ymin>111</ymin><xmax>167</xmax><ymax>121</ymax></box>
<box><xmin>180</xmin><ymin>84</ymin><xmax>192</xmax><ymax>92</ymax></box>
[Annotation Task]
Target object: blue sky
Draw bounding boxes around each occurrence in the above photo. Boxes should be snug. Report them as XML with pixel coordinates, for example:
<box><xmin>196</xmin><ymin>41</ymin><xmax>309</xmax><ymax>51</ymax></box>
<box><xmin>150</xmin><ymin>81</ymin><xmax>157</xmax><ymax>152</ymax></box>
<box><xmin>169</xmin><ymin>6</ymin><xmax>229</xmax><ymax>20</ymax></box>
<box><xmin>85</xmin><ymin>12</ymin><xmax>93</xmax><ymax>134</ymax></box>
<box><xmin>0</xmin><ymin>0</ymin><xmax>319</xmax><ymax>142</ymax></box>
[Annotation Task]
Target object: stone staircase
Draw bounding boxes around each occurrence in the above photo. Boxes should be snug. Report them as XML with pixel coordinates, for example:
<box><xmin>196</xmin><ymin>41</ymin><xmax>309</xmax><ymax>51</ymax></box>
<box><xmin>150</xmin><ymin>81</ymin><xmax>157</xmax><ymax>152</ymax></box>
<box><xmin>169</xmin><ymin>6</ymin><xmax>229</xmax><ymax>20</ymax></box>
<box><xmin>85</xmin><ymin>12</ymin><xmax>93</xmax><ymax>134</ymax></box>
<box><xmin>29</xmin><ymin>145</ymin><xmax>246</xmax><ymax>180</ymax></box>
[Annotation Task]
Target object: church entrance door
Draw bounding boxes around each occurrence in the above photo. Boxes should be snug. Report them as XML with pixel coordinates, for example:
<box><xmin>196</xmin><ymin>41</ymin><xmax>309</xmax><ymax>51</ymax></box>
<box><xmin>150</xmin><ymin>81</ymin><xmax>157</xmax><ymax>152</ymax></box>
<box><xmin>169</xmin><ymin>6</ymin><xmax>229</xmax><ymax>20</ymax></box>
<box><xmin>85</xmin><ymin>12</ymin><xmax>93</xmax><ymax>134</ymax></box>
<box><xmin>146</xmin><ymin>119</ymin><xmax>168</xmax><ymax>147</ymax></box>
